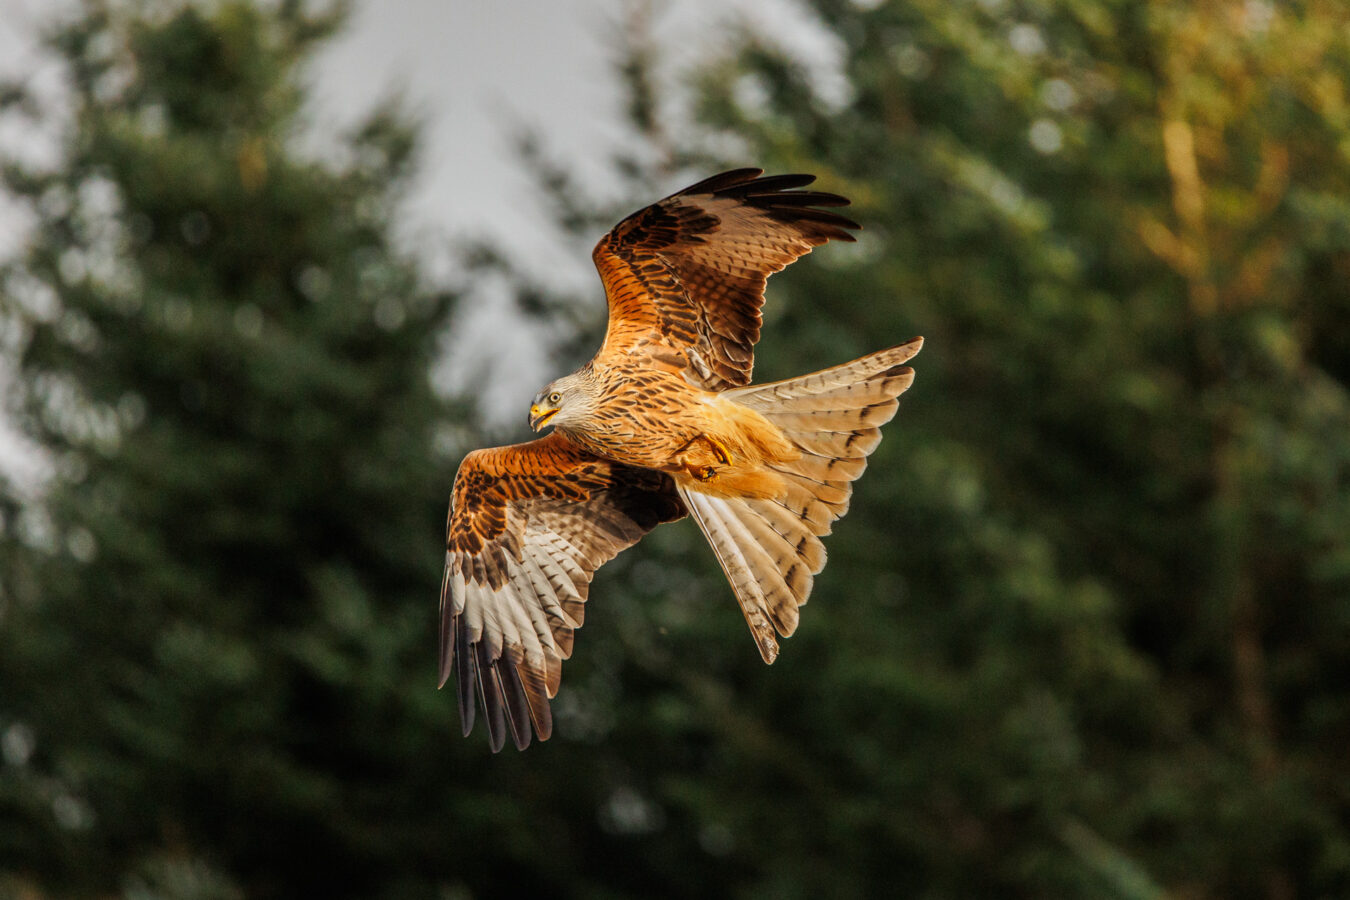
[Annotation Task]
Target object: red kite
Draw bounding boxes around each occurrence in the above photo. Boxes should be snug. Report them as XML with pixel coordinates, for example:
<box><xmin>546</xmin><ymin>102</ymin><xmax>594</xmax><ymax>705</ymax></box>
<box><xmin>440</xmin><ymin>169</ymin><xmax>922</xmax><ymax>750</ymax></box>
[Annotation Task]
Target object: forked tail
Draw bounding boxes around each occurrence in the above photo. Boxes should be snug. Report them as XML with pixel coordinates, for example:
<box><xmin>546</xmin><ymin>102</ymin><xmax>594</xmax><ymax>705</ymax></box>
<box><xmin>677</xmin><ymin>337</ymin><xmax>923</xmax><ymax>663</ymax></box>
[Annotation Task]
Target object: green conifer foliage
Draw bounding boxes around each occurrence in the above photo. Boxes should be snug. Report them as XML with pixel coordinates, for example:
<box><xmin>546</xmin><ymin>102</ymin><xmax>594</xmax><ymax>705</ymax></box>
<box><xmin>0</xmin><ymin>2</ymin><xmax>466</xmax><ymax>895</ymax></box>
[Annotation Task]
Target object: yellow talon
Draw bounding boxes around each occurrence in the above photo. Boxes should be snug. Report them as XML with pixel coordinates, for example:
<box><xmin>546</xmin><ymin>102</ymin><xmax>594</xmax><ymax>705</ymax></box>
<box><xmin>675</xmin><ymin>434</ymin><xmax>731</xmax><ymax>483</ymax></box>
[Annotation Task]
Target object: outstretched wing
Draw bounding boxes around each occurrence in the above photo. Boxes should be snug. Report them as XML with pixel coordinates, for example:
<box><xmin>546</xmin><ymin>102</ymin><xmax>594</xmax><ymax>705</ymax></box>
<box><xmin>592</xmin><ymin>168</ymin><xmax>860</xmax><ymax>391</ymax></box>
<box><xmin>440</xmin><ymin>432</ymin><xmax>685</xmax><ymax>752</ymax></box>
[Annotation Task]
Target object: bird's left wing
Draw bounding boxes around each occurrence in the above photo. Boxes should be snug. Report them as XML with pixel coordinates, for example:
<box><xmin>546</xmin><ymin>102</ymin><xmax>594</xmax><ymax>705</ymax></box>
<box><xmin>440</xmin><ymin>432</ymin><xmax>685</xmax><ymax>751</ymax></box>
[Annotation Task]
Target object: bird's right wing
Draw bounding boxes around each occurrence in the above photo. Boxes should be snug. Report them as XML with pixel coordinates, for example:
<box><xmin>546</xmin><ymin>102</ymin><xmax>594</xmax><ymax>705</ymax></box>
<box><xmin>441</xmin><ymin>432</ymin><xmax>685</xmax><ymax>751</ymax></box>
<box><xmin>592</xmin><ymin>168</ymin><xmax>860</xmax><ymax>391</ymax></box>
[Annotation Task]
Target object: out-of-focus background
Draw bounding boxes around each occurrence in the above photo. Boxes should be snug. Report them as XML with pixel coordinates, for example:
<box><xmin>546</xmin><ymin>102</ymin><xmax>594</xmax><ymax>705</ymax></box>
<box><xmin>2</xmin><ymin>0</ymin><xmax>1348</xmax><ymax>897</ymax></box>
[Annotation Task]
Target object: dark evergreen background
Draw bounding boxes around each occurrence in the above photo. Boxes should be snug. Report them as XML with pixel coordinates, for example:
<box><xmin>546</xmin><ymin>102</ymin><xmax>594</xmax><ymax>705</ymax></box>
<box><xmin>2</xmin><ymin>1</ymin><xmax>1347</xmax><ymax>897</ymax></box>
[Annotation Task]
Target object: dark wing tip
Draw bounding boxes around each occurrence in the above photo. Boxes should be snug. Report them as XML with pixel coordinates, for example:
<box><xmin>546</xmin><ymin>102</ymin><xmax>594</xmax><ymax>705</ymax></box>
<box><xmin>518</xmin><ymin>660</ymin><xmax>555</xmax><ymax>742</ymax></box>
<box><xmin>759</xmin><ymin>200</ymin><xmax>861</xmax><ymax>238</ymax></box>
<box><xmin>496</xmin><ymin>656</ymin><xmax>535</xmax><ymax>751</ymax></box>
<box><xmin>677</xmin><ymin>167</ymin><xmax>764</xmax><ymax>196</ymax></box>
<box><xmin>751</xmin><ymin>190</ymin><xmax>852</xmax><ymax>208</ymax></box>
<box><xmin>691</xmin><ymin>170</ymin><xmax>862</xmax><ymax>241</ymax></box>
<box><xmin>475</xmin><ymin>642</ymin><xmax>508</xmax><ymax>753</ymax></box>
<box><xmin>733</xmin><ymin>172</ymin><xmax>817</xmax><ymax>194</ymax></box>
<box><xmin>437</xmin><ymin>644</ymin><xmax>452</xmax><ymax>690</ymax></box>
<box><xmin>438</xmin><ymin>561</ymin><xmax>455</xmax><ymax>689</ymax></box>
<box><xmin>461</xmin><ymin>639</ymin><xmax>539</xmax><ymax>752</ymax></box>
<box><xmin>455</xmin><ymin>617</ymin><xmax>476</xmax><ymax>737</ymax></box>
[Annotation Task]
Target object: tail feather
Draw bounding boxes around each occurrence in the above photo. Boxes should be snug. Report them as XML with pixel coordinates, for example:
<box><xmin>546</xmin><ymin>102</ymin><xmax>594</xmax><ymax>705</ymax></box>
<box><xmin>682</xmin><ymin>338</ymin><xmax>922</xmax><ymax>663</ymax></box>
<box><xmin>716</xmin><ymin>501</ymin><xmax>805</xmax><ymax>638</ymax></box>
<box><xmin>728</xmin><ymin>340</ymin><xmax>920</xmax><ymax>404</ymax></box>
<box><xmin>782</xmin><ymin>448</ymin><xmax>869</xmax><ymax>483</ymax></box>
<box><xmin>740</xmin><ymin>380</ymin><xmax>886</xmax><ymax>411</ymax></box>
<box><xmin>758</xmin><ymin>400</ymin><xmax>900</xmax><ymax>432</ymax></box>
<box><xmin>743</xmin><ymin>496</ymin><xmax>826</xmax><ymax>573</ymax></box>
<box><xmin>773</xmin><ymin>469</ymin><xmax>851</xmax><ymax>517</ymax></box>
<box><xmin>729</xmin><ymin>504</ymin><xmax>815</xmax><ymax>607</ymax></box>
<box><xmin>771</xmin><ymin>481</ymin><xmax>835</xmax><ymax>535</ymax></box>
<box><xmin>789</xmin><ymin>427</ymin><xmax>882</xmax><ymax>459</ymax></box>
<box><xmin>680</xmin><ymin>489</ymin><xmax>784</xmax><ymax>663</ymax></box>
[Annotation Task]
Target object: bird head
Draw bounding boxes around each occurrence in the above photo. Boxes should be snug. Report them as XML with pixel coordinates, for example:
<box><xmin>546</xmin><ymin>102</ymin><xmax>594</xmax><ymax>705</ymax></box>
<box><xmin>529</xmin><ymin>374</ymin><xmax>592</xmax><ymax>432</ymax></box>
<box><xmin>528</xmin><ymin>385</ymin><xmax>562</xmax><ymax>431</ymax></box>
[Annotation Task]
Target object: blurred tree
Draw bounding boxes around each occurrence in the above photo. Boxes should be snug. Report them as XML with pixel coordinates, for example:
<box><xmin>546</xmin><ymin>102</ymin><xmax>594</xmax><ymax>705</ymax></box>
<box><xmin>0</xmin><ymin>1</ymin><xmax>479</xmax><ymax>896</ymax></box>
<box><xmin>474</xmin><ymin>0</ymin><xmax>1350</xmax><ymax>898</ymax></box>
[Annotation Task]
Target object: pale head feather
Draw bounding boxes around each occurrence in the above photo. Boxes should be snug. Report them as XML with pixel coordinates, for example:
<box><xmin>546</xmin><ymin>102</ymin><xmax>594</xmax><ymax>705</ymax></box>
<box><xmin>532</xmin><ymin>370</ymin><xmax>601</xmax><ymax>430</ymax></box>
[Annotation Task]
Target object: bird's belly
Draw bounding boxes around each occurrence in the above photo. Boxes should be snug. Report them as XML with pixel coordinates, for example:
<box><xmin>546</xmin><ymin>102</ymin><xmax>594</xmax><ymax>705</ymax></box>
<box><xmin>561</xmin><ymin>397</ymin><xmax>703</xmax><ymax>472</ymax></box>
<box><xmin>560</xmin><ymin>381</ymin><xmax>797</xmax><ymax>496</ymax></box>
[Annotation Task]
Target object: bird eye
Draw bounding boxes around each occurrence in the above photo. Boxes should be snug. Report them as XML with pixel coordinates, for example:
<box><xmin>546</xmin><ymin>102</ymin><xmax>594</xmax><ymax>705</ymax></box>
<box><xmin>548</xmin><ymin>391</ymin><xmax>561</xmax><ymax>404</ymax></box>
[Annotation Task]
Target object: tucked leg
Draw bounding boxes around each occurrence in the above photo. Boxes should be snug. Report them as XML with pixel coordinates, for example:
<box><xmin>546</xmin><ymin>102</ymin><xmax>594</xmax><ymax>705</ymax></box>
<box><xmin>675</xmin><ymin>434</ymin><xmax>733</xmax><ymax>482</ymax></box>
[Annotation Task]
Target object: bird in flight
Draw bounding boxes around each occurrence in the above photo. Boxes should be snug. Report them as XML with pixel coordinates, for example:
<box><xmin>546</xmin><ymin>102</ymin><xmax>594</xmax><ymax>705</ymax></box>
<box><xmin>440</xmin><ymin>168</ymin><xmax>922</xmax><ymax>751</ymax></box>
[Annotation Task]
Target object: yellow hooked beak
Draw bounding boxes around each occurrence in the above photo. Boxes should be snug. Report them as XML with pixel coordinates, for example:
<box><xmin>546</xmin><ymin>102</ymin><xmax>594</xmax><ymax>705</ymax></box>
<box><xmin>528</xmin><ymin>404</ymin><xmax>558</xmax><ymax>431</ymax></box>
